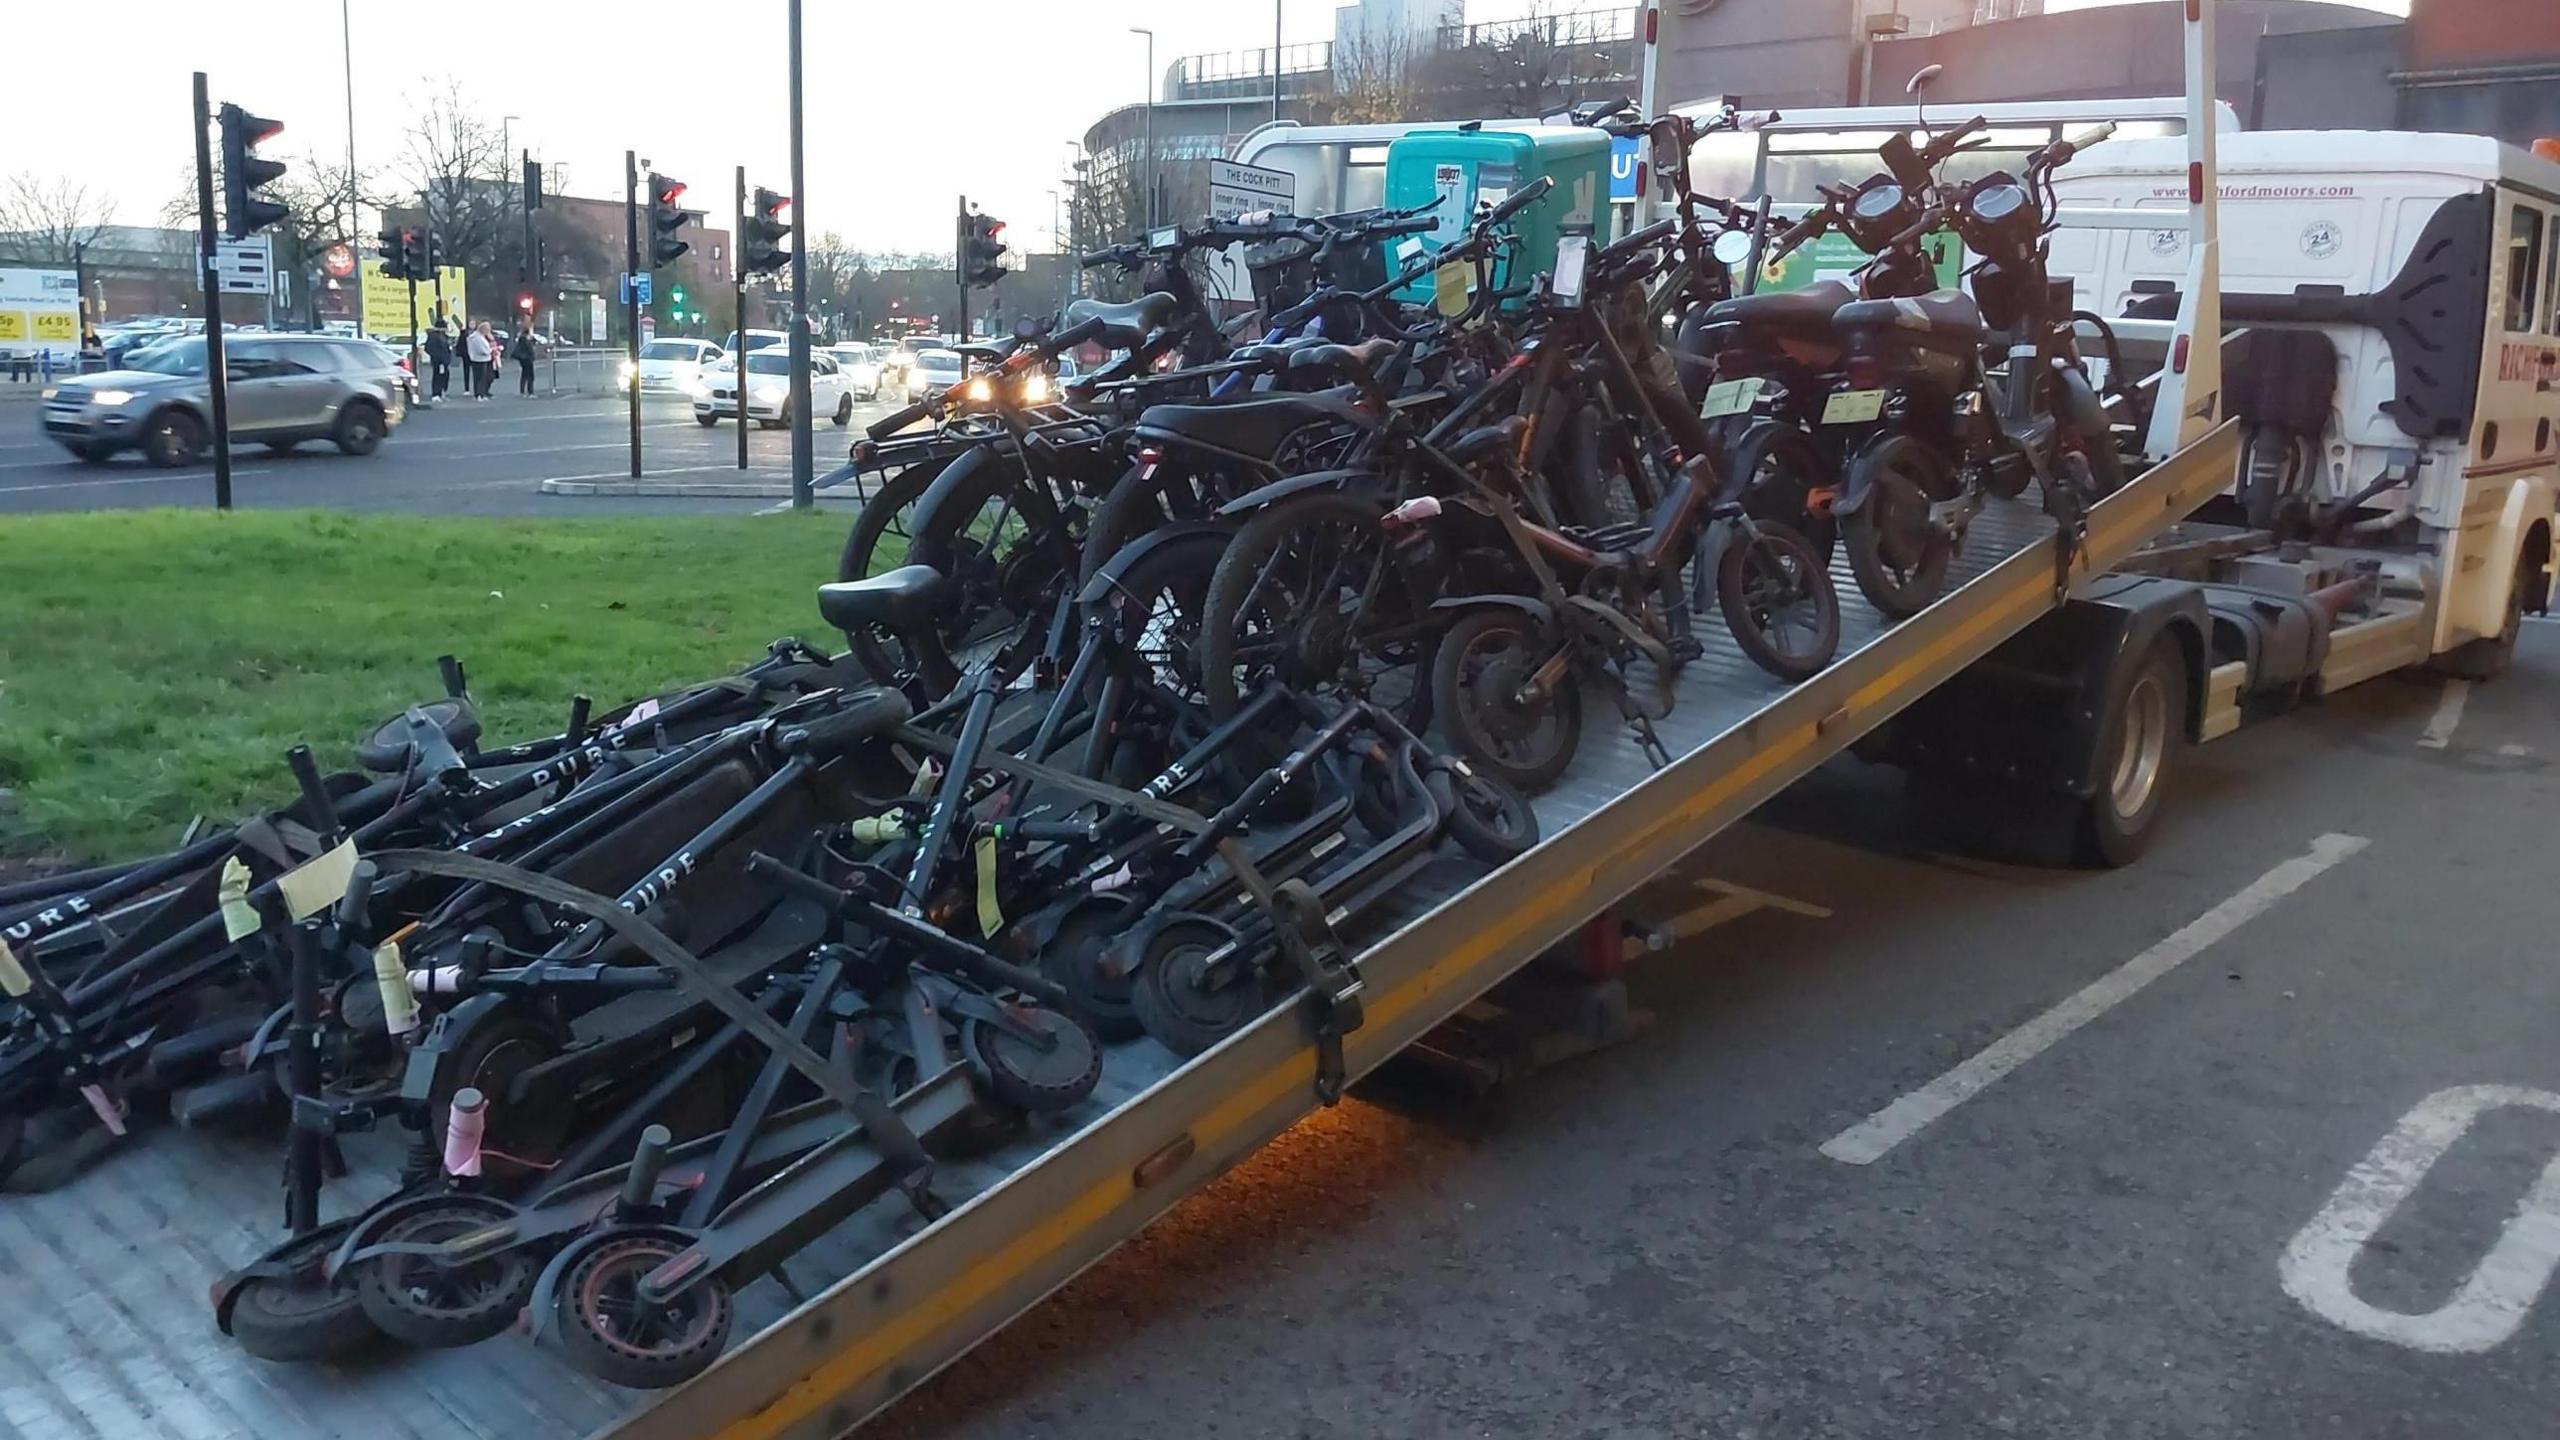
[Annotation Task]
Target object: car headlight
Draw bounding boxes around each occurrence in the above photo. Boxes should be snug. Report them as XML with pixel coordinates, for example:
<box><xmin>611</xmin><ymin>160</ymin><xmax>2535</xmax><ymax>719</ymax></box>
<box><xmin>619</xmin><ymin>362</ymin><xmax>637</xmax><ymax>383</ymax></box>
<box><xmin>39</xmin><ymin>387</ymin><xmax>57</xmax><ymax>401</ymax></box>
<box><xmin>89</xmin><ymin>389</ymin><xmax>134</xmax><ymax>406</ymax></box>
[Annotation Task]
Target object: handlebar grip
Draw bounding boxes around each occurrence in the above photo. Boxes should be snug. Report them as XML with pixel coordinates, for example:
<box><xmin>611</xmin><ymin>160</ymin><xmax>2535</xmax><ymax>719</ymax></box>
<box><xmin>335</xmin><ymin>859</ymin><xmax>376</xmax><ymax>933</ymax></box>
<box><xmin>1597</xmin><ymin>217</ymin><xmax>1679</xmax><ymax>265</ymax></box>
<box><xmin>2061</xmin><ymin>123</ymin><xmax>2115</xmax><ymax>156</ymax></box>
<box><xmin>864</xmin><ymin>400</ymin><xmax>933</xmax><ymax>443</ymax></box>
<box><xmin>1886</xmin><ymin>207</ymin><xmax>1947</xmax><ymax>251</ymax></box>
<box><xmin>779</xmin><ymin>690</ymin><xmax>915</xmax><ymax>759</ymax></box>
<box><xmin>1005</xmin><ymin>819</ymin><xmax>1099</xmax><ymax>844</ymax></box>
<box><xmin>1377</xmin><ymin>216</ymin><xmax>1438</xmax><ymax>238</ymax></box>
<box><xmin>1483</xmin><ymin>175</ymin><xmax>1554</xmax><ymax>228</ymax></box>
<box><xmin>1768</xmin><ymin>209</ymin><xmax>1827</xmax><ymax>261</ymax></box>
<box><xmin>1743</xmin><ymin>109</ymin><xmax>1782</xmax><ymax>131</ymax></box>
<box><xmin>285</xmin><ymin>746</ymin><xmax>340</xmax><ymax>840</ymax></box>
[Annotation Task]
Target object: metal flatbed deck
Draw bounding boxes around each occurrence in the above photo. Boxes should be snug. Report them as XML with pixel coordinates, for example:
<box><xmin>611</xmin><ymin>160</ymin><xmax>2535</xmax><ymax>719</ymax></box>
<box><xmin>4</xmin><ymin>424</ymin><xmax>2238</xmax><ymax>1440</ymax></box>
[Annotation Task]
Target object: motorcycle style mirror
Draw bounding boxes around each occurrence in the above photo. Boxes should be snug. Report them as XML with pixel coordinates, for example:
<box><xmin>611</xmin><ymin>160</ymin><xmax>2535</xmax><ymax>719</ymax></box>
<box><xmin>1712</xmin><ymin>229</ymin><xmax>1754</xmax><ymax>267</ymax></box>
<box><xmin>1905</xmin><ymin>63</ymin><xmax>1943</xmax><ymax>98</ymax></box>
<box><xmin>1649</xmin><ymin>118</ymin><xmax>1689</xmax><ymax>199</ymax></box>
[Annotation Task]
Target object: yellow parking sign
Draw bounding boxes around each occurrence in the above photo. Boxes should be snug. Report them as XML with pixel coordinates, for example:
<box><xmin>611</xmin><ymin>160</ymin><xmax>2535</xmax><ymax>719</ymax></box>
<box><xmin>31</xmin><ymin>311</ymin><xmax>77</xmax><ymax>342</ymax></box>
<box><xmin>0</xmin><ymin>312</ymin><xmax>24</xmax><ymax>341</ymax></box>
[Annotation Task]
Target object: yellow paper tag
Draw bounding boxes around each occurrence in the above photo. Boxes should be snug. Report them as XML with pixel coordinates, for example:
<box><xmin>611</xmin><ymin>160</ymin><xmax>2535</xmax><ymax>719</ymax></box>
<box><xmin>1700</xmin><ymin>377</ymin><xmax>1766</xmax><ymax>420</ymax></box>
<box><xmin>276</xmin><ymin>838</ymin><xmax>358</xmax><ymax>923</ymax></box>
<box><xmin>1432</xmin><ymin>262</ymin><xmax>1471</xmax><ymax>318</ymax></box>
<box><xmin>0</xmin><ymin>938</ymin><xmax>30</xmax><ymax>999</ymax></box>
<box><xmin>974</xmin><ymin>836</ymin><xmax>1004</xmax><ymax>938</ymax></box>
<box><xmin>218</xmin><ymin>856</ymin><xmax>261</xmax><ymax>941</ymax></box>
<box><xmin>1821</xmin><ymin>388</ymin><xmax>1886</xmax><ymax>425</ymax></box>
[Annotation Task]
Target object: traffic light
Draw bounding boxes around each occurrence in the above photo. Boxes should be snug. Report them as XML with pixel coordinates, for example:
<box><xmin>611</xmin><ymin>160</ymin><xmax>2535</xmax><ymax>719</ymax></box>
<box><xmin>523</xmin><ymin>157</ymin><xmax>545</xmax><ymax>211</ymax></box>
<box><xmin>962</xmin><ymin>212</ymin><xmax>1006</xmax><ymax>288</ymax></box>
<box><xmin>742</xmin><ymin>187</ymin><xmax>793</xmax><ymax>278</ymax></box>
<box><xmin>376</xmin><ymin>224</ymin><xmax>408</xmax><ymax>281</ymax></box>
<box><xmin>648</xmin><ymin>173</ymin><xmax>690</xmax><ymax>267</ymax></box>
<box><xmin>218</xmin><ymin>103</ymin><xmax>289</xmax><ymax>240</ymax></box>
<box><xmin>400</xmin><ymin>228</ymin><xmax>431</xmax><ymax>280</ymax></box>
<box><xmin>517</xmin><ymin>294</ymin><xmax>535</xmax><ymax>315</ymax></box>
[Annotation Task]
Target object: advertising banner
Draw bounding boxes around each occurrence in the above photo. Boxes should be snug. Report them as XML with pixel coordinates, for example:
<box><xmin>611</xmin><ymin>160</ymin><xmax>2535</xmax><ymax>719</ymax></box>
<box><xmin>0</xmin><ymin>268</ymin><xmax>81</xmax><ymax>357</ymax></box>
<box><xmin>359</xmin><ymin>262</ymin><xmax>467</xmax><ymax>339</ymax></box>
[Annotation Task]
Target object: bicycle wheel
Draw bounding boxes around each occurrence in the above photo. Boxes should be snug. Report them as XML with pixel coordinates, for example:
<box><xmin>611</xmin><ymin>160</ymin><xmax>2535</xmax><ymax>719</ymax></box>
<box><xmin>1199</xmin><ymin>490</ymin><xmax>1436</xmax><ymax>728</ymax></box>
<box><xmin>1717</xmin><ymin>523</ymin><xmax>1841</xmax><ymax>682</ymax></box>
<box><xmin>1843</xmin><ymin>434</ymin><xmax>1956</xmax><ymax>620</ymax></box>
<box><xmin>1428</xmin><ymin>607</ymin><xmax>1582</xmax><ymax>791</ymax></box>
<box><xmin>837</xmin><ymin>456</ymin><xmax>951</xmax><ymax>685</ymax></box>
<box><xmin>907</xmin><ymin>449</ymin><xmax>1069</xmax><ymax>693</ymax></box>
<box><xmin>1082</xmin><ymin>458</ymin><xmax>1217</xmax><ymax>584</ymax></box>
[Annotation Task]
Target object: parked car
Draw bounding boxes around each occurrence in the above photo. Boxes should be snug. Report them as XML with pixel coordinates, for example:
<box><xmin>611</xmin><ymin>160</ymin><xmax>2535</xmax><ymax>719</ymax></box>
<box><xmin>904</xmin><ymin>347</ymin><xmax>964</xmax><ymax>403</ymax></box>
<box><xmin>825</xmin><ymin>343</ymin><xmax>884</xmax><ymax>400</ymax></box>
<box><xmin>623</xmin><ymin>337</ymin><xmax>724</xmax><ymax>395</ymax></box>
<box><xmin>40</xmin><ymin>334</ymin><xmax>407</xmax><ymax>466</ymax></box>
<box><xmin>694</xmin><ymin>348</ymin><xmax>853</xmax><ymax>429</ymax></box>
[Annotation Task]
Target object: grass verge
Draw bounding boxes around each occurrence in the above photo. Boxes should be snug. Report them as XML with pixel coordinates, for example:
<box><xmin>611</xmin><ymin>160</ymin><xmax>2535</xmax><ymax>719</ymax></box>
<box><xmin>0</xmin><ymin>507</ymin><xmax>851</xmax><ymax>861</ymax></box>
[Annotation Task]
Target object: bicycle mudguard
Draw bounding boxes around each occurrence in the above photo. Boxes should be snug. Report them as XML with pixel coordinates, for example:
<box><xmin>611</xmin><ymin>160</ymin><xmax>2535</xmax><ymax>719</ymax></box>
<box><xmin>1214</xmin><ymin>467</ymin><xmax>1389</xmax><ymax>518</ymax></box>
<box><xmin>906</xmin><ymin>441</ymin><xmax>1026</xmax><ymax>571</ymax></box>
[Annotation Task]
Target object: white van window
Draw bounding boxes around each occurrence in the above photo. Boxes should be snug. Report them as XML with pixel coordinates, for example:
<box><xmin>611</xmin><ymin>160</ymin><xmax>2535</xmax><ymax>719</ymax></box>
<box><xmin>2504</xmin><ymin>204</ymin><xmax>2542</xmax><ymax>333</ymax></box>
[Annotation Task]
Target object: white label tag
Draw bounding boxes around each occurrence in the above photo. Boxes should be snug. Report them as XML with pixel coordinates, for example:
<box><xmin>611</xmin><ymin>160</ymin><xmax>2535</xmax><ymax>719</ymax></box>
<box><xmin>276</xmin><ymin>838</ymin><xmax>358</xmax><ymax>923</ymax></box>
<box><xmin>1822</xmin><ymin>388</ymin><xmax>1886</xmax><ymax>425</ymax></box>
<box><xmin>1700</xmin><ymin>377</ymin><xmax>1766</xmax><ymax>419</ymax></box>
<box><xmin>1551</xmin><ymin>234</ymin><xmax>1589</xmax><ymax>308</ymax></box>
<box><xmin>0</xmin><ymin>938</ymin><xmax>29</xmax><ymax>998</ymax></box>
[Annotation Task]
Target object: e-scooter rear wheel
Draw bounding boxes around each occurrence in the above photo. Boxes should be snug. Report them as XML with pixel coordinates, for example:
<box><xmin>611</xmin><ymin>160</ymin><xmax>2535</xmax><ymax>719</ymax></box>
<box><xmin>962</xmin><ymin>1005</ymin><xmax>1104</xmax><ymax>1114</ymax></box>
<box><xmin>353</xmin><ymin>1195</ymin><xmax>540</xmax><ymax>1349</ymax></box>
<box><xmin>555</xmin><ymin>1233</ymin><xmax>735</xmax><ymax>1390</ymax></box>
<box><xmin>228</xmin><ymin>1229</ymin><xmax>383</xmax><ymax>1363</ymax></box>
<box><xmin>1130</xmin><ymin>914</ymin><xmax>1264</xmax><ymax>1058</ymax></box>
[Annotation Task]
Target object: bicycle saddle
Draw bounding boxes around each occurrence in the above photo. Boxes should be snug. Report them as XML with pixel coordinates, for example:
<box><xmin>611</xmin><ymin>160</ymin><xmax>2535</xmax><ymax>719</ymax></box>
<box><xmin>817</xmin><ymin>565</ymin><xmax>950</xmax><ymax>633</ymax></box>
<box><xmin>1286</xmin><ymin>337</ymin><xmax>1400</xmax><ymax>382</ymax></box>
<box><xmin>1704</xmin><ymin>280</ymin><xmax>1857</xmax><ymax>338</ymax></box>
<box><xmin>1064</xmin><ymin>292</ymin><xmax>1180</xmax><ymax>351</ymax></box>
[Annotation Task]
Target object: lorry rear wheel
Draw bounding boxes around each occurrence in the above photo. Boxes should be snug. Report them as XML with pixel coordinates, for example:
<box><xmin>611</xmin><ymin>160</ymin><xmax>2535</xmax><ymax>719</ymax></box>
<box><xmin>2078</xmin><ymin>637</ymin><xmax>2187</xmax><ymax>868</ymax></box>
<box><xmin>2431</xmin><ymin>554</ymin><xmax>2525</xmax><ymax>683</ymax></box>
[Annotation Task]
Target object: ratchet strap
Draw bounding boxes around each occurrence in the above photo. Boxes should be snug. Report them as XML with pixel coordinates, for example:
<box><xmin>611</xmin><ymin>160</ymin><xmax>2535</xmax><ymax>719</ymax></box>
<box><xmin>366</xmin><ymin>850</ymin><xmax>940</xmax><ymax>1199</ymax></box>
<box><xmin>889</xmin><ymin>724</ymin><xmax>1214</xmax><ymax>835</ymax></box>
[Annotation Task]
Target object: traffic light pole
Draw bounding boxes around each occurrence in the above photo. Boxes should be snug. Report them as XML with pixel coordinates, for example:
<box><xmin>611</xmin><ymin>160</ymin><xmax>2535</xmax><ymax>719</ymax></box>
<box><xmin>735</xmin><ymin>165</ymin><xmax>748</xmax><ymax>473</ymax></box>
<box><xmin>190</xmin><ymin>71</ymin><xmax>234</xmax><ymax>512</ymax></box>
<box><xmin>955</xmin><ymin>195</ymin><xmax>970</xmax><ymax>347</ymax></box>
<box><xmin>625</xmin><ymin>149</ymin><xmax>642</xmax><ymax>479</ymax></box>
<box><xmin>786</xmin><ymin>0</ymin><xmax>814</xmax><ymax>510</ymax></box>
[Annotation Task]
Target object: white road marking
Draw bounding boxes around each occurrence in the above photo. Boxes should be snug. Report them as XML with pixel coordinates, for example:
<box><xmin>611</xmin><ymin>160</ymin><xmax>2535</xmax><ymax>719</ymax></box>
<box><xmin>2417</xmin><ymin>679</ymin><xmax>2471</xmax><ymax>749</ymax></box>
<box><xmin>0</xmin><ymin>468</ymin><xmax>275</xmax><ymax>495</ymax></box>
<box><xmin>1820</xmin><ymin>832</ymin><xmax>2370</xmax><ymax>1165</ymax></box>
<box><xmin>2280</xmin><ymin>1084</ymin><xmax>2560</xmax><ymax>1354</ymax></box>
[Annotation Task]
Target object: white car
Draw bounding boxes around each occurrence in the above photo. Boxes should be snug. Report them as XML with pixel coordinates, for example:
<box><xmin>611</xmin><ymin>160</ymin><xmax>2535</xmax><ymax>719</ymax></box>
<box><xmin>695</xmin><ymin>349</ymin><xmax>854</xmax><ymax>429</ymax></box>
<box><xmin>904</xmin><ymin>348</ymin><xmax>964</xmax><ymax>403</ymax></box>
<box><xmin>826</xmin><ymin>343</ymin><xmax>884</xmax><ymax>400</ymax></box>
<box><xmin>624</xmin><ymin>337</ymin><xmax>723</xmax><ymax>395</ymax></box>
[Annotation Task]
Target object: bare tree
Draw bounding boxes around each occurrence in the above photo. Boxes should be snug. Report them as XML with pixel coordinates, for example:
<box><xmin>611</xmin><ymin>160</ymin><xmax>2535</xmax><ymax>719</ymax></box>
<box><xmin>401</xmin><ymin>79</ymin><xmax>517</xmax><ymax>278</ymax></box>
<box><xmin>1460</xmin><ymin>2</ymin><xmax>1623</xmax><ymax>119</ymax></box>
<box><xmin>1305</xmin><ymin>25</ymin><xmax>1422</xmax><ymax>125</ymax></box>
<box><xmin>0</xmin><ymin>172</ymin><xmax>116</xmax><ymax>264</ymax></box>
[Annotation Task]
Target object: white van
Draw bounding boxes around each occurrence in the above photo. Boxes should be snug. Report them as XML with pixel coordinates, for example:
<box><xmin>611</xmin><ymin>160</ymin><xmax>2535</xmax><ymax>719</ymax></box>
<box><xmin>2051</xmin><ymin>129</ymin><xmax>2560</xmax><ymax>659</ymax></box>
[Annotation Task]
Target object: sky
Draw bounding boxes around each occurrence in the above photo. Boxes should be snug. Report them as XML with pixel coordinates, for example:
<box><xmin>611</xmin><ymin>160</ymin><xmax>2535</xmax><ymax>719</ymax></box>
<box><xmin>8</xmin><ymin>0</ymin><xmax>2409</xmax><ymax>255</ymax></box>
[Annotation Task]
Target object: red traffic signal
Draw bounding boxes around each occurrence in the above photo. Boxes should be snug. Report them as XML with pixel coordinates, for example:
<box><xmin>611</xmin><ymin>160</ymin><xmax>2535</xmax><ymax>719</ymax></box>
<box><xmin>655</xmin><ymin>178</ymin><xmax>687</xmax><ymax>205</ymax></box>
<box><xmin>516</xmin><ymin>295</ymin><xmax>535</xmax><ymax>312</ymax></box>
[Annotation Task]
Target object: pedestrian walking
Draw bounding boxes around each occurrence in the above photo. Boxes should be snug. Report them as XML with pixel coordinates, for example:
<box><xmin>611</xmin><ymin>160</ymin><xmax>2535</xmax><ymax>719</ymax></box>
<box><xmin>510</xmin><ymin>318</ymin><xmax>537</xmax><ymax>396</ymax></box>
<box><xmin>464</xmin><ymin>321</ymin><xmax>497</xmax><ymax>399</ymax></box>
<box><xmin>424</xmin><ymin>323</ymin><xmax>454</xmax><ymax>401</ymax></box>
<box><xmin>36</xmin><ymin>348</ymin><xmax>55</xmax><ymax>386</ymax></box>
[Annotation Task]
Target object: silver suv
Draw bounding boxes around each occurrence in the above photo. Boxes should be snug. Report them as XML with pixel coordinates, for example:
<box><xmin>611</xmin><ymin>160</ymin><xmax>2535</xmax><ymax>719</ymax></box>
<box><xmin>41</xmin><ymin>334</ymin><xmax>408</xmax><ymax>467</ymax></box>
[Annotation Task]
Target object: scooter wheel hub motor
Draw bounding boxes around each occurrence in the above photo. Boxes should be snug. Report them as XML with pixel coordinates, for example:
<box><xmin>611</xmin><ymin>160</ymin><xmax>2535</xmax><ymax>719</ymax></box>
<box><xmin>353</xmin><ymin>1196</ymin><xmax>538</xmax><ymax>1349</ymax></box>
<box><xmin>556</xmin><ymin>1234</ymin><xmax>734</xmax><ymax>1390</ymax></box>
<box><xmin>962</xmin><ymin>1006</ymin><xmax>1104</xmax><ymax>1114</ymax></box>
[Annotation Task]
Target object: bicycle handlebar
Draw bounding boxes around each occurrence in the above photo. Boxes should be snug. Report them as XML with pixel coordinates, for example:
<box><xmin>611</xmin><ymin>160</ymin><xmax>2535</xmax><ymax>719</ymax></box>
<box><xmin>864</xmin><ymin>398</ymin><xmax>935</xmax><ymax>442</ymax></box>
<box><xmin>1597</xmin><ymin>216</ymin><xmax>1679</xmax><ymax>267</ymax></box>
<box><xmin>1484</xmin><ymin>175</ymin><xmax>1554</xmax><ymax>228</ymax></box>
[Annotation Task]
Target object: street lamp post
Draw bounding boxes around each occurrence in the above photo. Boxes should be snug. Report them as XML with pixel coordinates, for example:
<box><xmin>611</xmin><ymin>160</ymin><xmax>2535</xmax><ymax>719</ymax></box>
<box><xmin>1273</xmin><ymin>0</ymin><xmax>1284</xmax><ymax>125</ymax></box>
<box><xmin>1130</xmin><ymin>26</ymin><xmax>1155</xmax><ymax>227</ymax></box>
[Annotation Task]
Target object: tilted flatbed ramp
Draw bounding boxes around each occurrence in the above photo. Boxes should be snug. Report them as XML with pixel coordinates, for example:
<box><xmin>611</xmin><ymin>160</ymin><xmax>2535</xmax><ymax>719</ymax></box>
<box><xmin>615</xmin><ymin>419</ymin><xmax>2243</xmax><ymax>1440</ymax></box>
<box><xmin>0</xmin><ymin>424</ymin><xmax>2237</xmax><ymax>1440</ymax></box>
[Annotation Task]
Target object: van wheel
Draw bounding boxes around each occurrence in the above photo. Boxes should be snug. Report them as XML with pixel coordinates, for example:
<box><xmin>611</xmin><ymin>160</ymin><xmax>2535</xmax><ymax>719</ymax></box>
<box><xmin>332</xmin><ymin>401</ymin><xmax>386</xmax><ymax>456</ymax></box>
<box><xmin>143</xmin><ymin>409</ymin><xmax>205</xmax><ymax>467</ymax></box>
<box><xmin>832</xmin><ymin>393</ymin><xmax>854</xmax><ymax>426</ymax></box>
<box><xmin>2078</xmin><ymin>636</ymin><xmax>2187</xmax><ymax>868</ymax></box>
<box><xmin>2431</xmin><ymin>551</ymin><xmax>2526</xmax><ymax>683</ymax></box>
